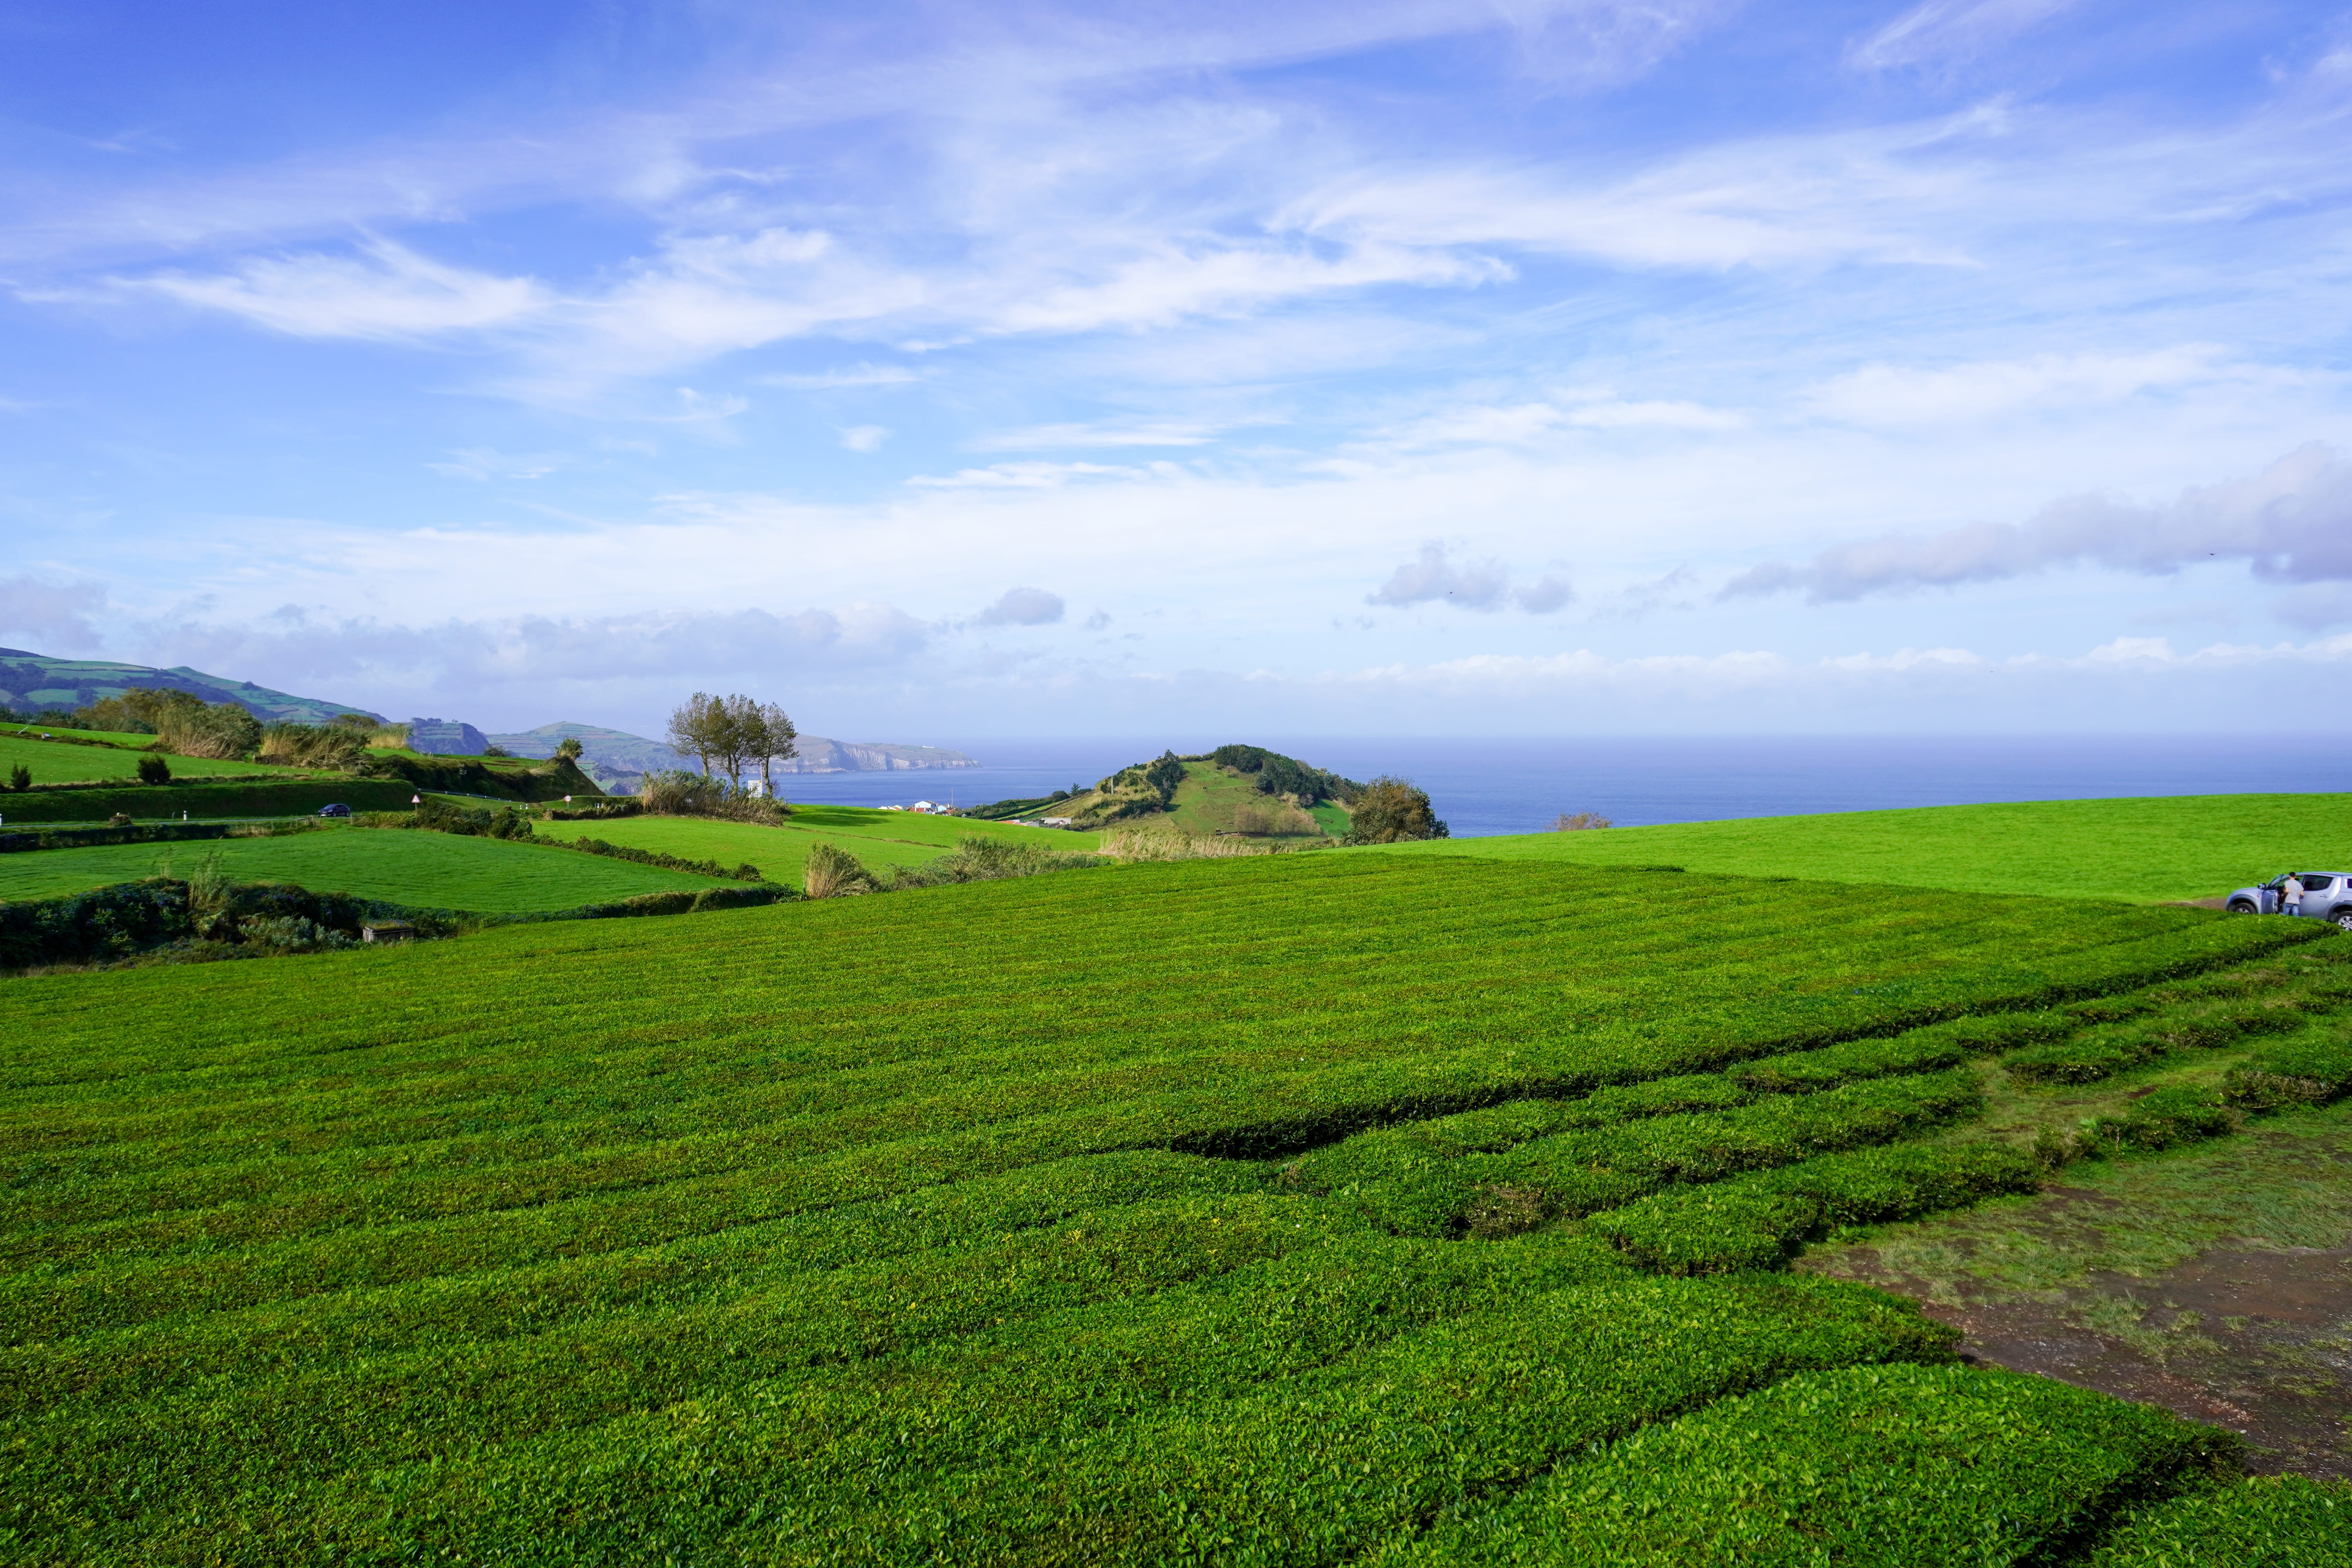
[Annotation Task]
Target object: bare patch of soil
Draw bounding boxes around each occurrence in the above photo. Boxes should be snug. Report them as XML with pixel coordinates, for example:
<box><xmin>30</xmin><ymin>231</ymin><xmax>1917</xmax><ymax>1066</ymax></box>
<box><xmin>1835</xmin><ymin>1237</ymin><xmax>2352</xmax><ymax>1478</ymax></box>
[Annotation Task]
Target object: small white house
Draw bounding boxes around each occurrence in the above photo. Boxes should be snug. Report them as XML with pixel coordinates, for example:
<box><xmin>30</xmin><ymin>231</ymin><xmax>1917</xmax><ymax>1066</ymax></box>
<box><xmin>911</xmin><ymin>800</ymin><xmax>938</xmax><ymax>813</ymax></box>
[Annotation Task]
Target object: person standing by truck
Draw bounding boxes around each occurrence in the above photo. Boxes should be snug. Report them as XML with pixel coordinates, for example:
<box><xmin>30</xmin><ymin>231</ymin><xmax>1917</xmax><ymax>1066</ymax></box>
<box><xmin>2282</xmin><ymin>873</ymin><xmax>2305</xmax><ymax>916</ymax></box>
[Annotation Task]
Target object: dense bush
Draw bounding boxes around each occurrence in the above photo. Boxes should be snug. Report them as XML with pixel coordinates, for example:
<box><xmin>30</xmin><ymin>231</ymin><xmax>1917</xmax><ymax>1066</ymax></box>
<box><xmin>1209</xmin><ymin>743</ymin><xmax>1361</xmax><ymax>806</ymax></box>
<box><xmin>1342</xmin><ymin>775</ymin><xmax>1449</xmax><ymax>844</ymax></box>
<box><xmin>154</xmin><ymin>699</ymin><xmax>263</xmax><ymax>760</ymax></box>
<box><xmin>258</xmin><ymin>721</ymin><xmax>368</xmax><ymax>769</ymax></box>
<box><xmin>543</xmin><ymin>800</ymin><xmax>642</xmax><ymax>821</ymax></box>
<box><xmin>410</xmin><ymin>797</ymin><xmax>536</xmax><ymax>840</ymax></box>
<box><xmin>802</xmin><ymin>840</ymin><xmax>873</xmax><ymax>898</ymax></box>
<box><xmin>6</xmin><ymin>764</ymin><xmax>26</xmax><ymax>792</ymax></box>
<box><xmin>134</xmin><ymin>754</ymin><xmax>171</xmax><ymax>785</ymax></box>
<box><xmin>882</xmin><ymin>834</ymin><xmax>1105</xmax><ymax>888</ymax></box>
<box><xmin>638</xmin><ymin>768</ymin><xmax>788</xmax><ymax>823</ymax></box>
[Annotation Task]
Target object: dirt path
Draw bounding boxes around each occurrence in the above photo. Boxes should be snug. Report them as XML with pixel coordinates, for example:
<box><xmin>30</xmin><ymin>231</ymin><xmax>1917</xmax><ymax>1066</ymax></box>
<box><xmin>1828</xmin><ymin>1227</ymin><xmax>2352</xmax><ymax>1477</ymax></box>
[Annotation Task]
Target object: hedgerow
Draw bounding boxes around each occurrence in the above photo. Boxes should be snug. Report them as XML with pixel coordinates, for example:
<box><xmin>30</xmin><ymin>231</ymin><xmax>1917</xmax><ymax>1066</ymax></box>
<box><xmin>1391</xmin><ymin>1363</ymin><xmax>2238</xmax><ymax>1566</ymax></box>
<box><xmin>0</xmin><ymin>854</ymin><xmax>2338</xmax><ymax>1563</ymax></box>
<box><xmin>2083</xmin><ymin>1475</ymin><xmax>2352</xmax><ymax>1565</ymax></box>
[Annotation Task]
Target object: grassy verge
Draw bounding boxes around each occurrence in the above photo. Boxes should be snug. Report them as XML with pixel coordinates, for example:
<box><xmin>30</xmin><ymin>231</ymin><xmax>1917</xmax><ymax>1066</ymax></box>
<box><xmin>536</xmin><ymin>802</ymin><xmax>1102</xmax><ymax>884</ymax></box>
<box><xmin>1369</xmin><ymin>792</ymin><xmax>2352</xmax><ymax>904</ymax></box>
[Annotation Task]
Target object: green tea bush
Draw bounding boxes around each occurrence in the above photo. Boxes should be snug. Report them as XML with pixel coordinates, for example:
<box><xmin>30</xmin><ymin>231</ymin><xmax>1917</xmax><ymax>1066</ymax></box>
<box><xmin>2223</xmin><ymin>1036</ymin><xmax>2352</xmax><ymax>1109</ymax></box>
<box><xmin>2084</xmin><ymin>1475</ymin><xmax>2352</xmax><ymax>1566</ymax></box>
<box><xmin>1392</xmin><ymin>1363</ymin><xmax>2238</xmax><ymax>1566</ymax></box>
<box><xmin>555</xmin><ymin>834</ymin><xmax>762</xmax><ymax>882</ymax></box>
<box><xmin>2083</xmin><ymin>1085</ymin><xmax>2238</xmax><ymax>1153</ymax></box>
<box><xmin>1587</xmin><ymin>1141</ymin><xmax>2044</xmax><ymax>1274</ymax></box>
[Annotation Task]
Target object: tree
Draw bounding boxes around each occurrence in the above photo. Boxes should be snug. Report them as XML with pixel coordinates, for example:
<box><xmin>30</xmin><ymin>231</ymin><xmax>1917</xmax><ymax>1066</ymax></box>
<box><xmin>666</xmin><ymin>692</ymin><xmax>724</xmax><ymax>777</ymax></box>
<box><xmin>752</xmin><ymin>702</ymin><xmax>796</xmax><ymax>794</ymax></box>
<box><xmin>555</xmin><ymin>736</ymin><xmax>584</xmax><ymax>763</ymax></box>
<box><xmin>1340</xmin><ymin>776</ymin><xmax>1448</xmax><ymax>844</ymax></box>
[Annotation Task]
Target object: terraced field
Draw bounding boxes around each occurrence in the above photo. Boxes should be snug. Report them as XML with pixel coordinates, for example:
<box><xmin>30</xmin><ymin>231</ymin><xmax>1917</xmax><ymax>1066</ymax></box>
<box><xmin>0</xmin><ymin>823</ymin><xmax>733</xmax><ymax>910</ymax></box>
<box><xmin>5</xmin><ymin>852</ymin><xmax>2346</xmax><ymax>1563</ymax></box>
<box><xmin>1379</xmin><ymin>791</ymin><xmax>2352</xmax><ymax>904</ymax></box>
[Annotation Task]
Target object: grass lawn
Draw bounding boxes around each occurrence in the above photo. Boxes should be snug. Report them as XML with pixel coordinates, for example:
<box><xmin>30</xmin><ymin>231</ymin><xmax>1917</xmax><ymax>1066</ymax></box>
<box><xmin>2</xmin><ymin>851</ymin><xmax>2338</xmax><ymax>1561</ymax></box>
<box><xmin>0</xmin><ymin>730</ymin><xmax>310</xmax><ymax>785</ymax></box>
<box><xmin>0</xmin><ymin>824</ymin><xmax>733</xmax><ymax>911</ymax></box>
<box><xmin>1374</xmin><ymin>792</ymin><xmax>2352</xmax><ymax>904</ymax></box>
<box><xmin>537</xmin><ymin>804</ymin><xmax>1100</xmax><ymax>884</ymax></box>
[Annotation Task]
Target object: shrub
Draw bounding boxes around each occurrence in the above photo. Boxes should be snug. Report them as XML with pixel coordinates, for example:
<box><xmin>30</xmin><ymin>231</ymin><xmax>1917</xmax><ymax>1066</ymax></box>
<box><xmin>7</xmin><ymin>764</ymin><xmax>27</xmax><ymax>792</ymax></box>
<box><xmin>1552</xmin><ymin>811</ymin><xmax>1612</xmax><ymax>830</ymax></box>
<box><xmin>1342</xmin><ymin>775</ymin><xmax>1448</xmax><ymax>844</ymax></box>
<box><xmin>2083</xmin><ymin>1085</ymin><xmax>2237</xmax><ymax>1153</ymax></box>
<box><xmin>555</xmin><ymin>835</ymin><xmax>762</xmax><ymax>882</ymax></box>
<box><xmin>257</xmin><ymin>722</ymin><xmax>367</xmax><ymax>769</ymax></box>
<box><xmin>155</xmin><ymin>700</ymin><xmax>261</xmax><ymax>760</ymax></box>
<box><xmin>2223</xmin><ymin>1037</ymin><xmax>2352</xmax><ymax>1110</ymax></box>
<box><xmin>1099</xmin><ymin>828</ymin><xmax>1305</xmax><ymax>860</ymax></box>
<box><xmin>2086</xmin><ymin>1475</ymin><xmax>2352</xmax><ymax>1564</ymax></box>
<box><xmin>414</xmin><ymin>798</ymin><xmax>534</xmax><ymax>840</ymax></box>
<box><xmin>638</xmin><ymin>769</ymin><xmax>788</xmax><ymax>824</ymax></box>
<box><xmin>135</xmin><ymin>754</ymin><xmax>171</xmax><ymax>785</ymax></box>
<box><xmin>544</xmin><ymin>800</ymin><xmax>642</xmax><ymax>822</ymax></box>
<box><xmin>882</xmin><ymin>835</ymin><xmax>1105</xmax><ymax>888</ymax></box>
<box><xmin>803</xmin><ymin>841</ymin><xmax>873</xmax><ymax>898</ymax></box>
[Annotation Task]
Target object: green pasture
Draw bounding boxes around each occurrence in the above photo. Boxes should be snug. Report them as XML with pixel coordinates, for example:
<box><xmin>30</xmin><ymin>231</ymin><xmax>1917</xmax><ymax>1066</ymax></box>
<box><xmin>0</xmin><ymin>824</ymin><xmax>731</xmax><ymax>911</ymax></box>
<box><xmin>0</xmin><ymin>730</ymin><xmax>292</xmax><ymax>785</ymax></box>
<box><xmin>537</xmin><ymin>803</ymin><xmax>1100</xmax><ymax>882</ymax></box>
<box><xmin>1381</xmin><ymin>792</ymin><xmax>2352</xmax><ymax>903</ymax></box>
<box><xmin>3</xmin><ymin>849</ymin><xmax>2345</xmax><ymax>1563</ymax></box>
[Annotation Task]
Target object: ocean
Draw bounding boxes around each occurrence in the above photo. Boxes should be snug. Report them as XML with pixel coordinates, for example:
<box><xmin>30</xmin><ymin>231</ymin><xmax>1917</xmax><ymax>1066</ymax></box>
<box><xmin>768</xmin><ymin>735</ymin><xmax>2352</xmax><ymax>839</ymax></box>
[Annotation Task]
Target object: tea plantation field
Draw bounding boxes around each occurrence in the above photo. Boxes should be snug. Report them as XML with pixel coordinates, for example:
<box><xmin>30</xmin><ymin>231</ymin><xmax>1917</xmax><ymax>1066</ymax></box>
<box><xmin>0</xmin><ymin>823</ymin><xmax>732</xmax><ymax>911</ymax></box>
<box><xmin>536</xmin><ymin>803</ymin><xmax>1102</xmax><ymax>882</ymax></box>
<box><xmin>1382</xmin><ymin>791</ymin><xmax>2352</xmax><ymax>904</ymax></box>
<box><xmin>5</xmin><ymin>853</ymin><xmax>2348</xmax><ymax>1563</ymax></box>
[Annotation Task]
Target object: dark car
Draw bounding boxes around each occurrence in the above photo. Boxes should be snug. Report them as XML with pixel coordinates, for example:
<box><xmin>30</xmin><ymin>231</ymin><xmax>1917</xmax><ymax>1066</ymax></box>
<box><xmin>318</xmin><ymin>802</ymin><xmax>352</xmax><ymax>818</ymax></box>
<box><xmin>2227</xmin><ymin>872</ymin><xmax>2352</xmax><ymax>929</ymax></box>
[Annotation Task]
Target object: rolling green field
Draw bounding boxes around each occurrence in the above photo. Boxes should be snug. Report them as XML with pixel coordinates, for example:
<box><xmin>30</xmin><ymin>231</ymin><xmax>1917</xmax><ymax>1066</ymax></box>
<box><xmin>0</xmin><ymin>824</ymin><xmax>732</xmax><ymax>911</ymax></box>
<box><xmin>1381</xmin><ymin>792</ymin><xmax>2352</xmax><ymax>904</ymax></box>
<box><xmin>4</xmin><ymin>850</ymin><xmax>2345</xmax><ymax>1563</ymax></box>
<box><xmin>537</xmin><ymin>802</ymin><xmax>1101</xmax><ymax>882</ymax></box>
<box><xmin>0</xmin><ymin>730</ymin><xmax>303</xmax><ymax>784</ymax></box>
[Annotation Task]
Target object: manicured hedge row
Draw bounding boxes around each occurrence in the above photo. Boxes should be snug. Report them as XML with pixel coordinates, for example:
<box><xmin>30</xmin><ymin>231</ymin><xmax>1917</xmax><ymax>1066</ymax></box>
<box><xmin>1392</xmin><ymin>1363</ymin><xmax>2238</xmax><ymax>1566</ymax></box>
<box><xmin>2085</xmin><ymin>1475</ymin><xmax>2352</xmax><ymax>1566</ymax></box>
<box><xmin>299</xmin><ymin>1273</ymin><xmax>1954</xmax><ymax>1567</ymax></box>
<box><xmin>0</xmin><ymin>818</ymin><xmax>244</xmax><ymax>854</ymax></box>
<box><xmin>1312</xmin><ymin>1069</ymin><xmax>1986</xmax><ymax>1237</ymax></box>
<box><xmin>2224</xmin><ymin>1036</ymin><xmax>2352</xmax><ymax>1110</ymax></box>
<box><xmin>548</xmin><ymin>832</ymin><xmax>764</xmax><ymax>882</ymax></box>
<box><xmin>2008</xmin><ymin>1000</ymin><xmax>2307</xmax><ymax>1085</ymax></box>
<box><xmin>1586</xmin><ymin>1140</ymin><xmax>2044</xmax><ymax>1274</ymax></box>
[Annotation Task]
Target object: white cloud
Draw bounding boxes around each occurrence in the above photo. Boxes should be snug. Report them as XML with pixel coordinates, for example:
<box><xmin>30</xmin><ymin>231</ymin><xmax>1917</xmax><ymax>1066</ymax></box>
<box><xmin>1392</xmin><ymin>396</ymin><xmax>1741</xmax><ymax>448</ymax></box>
<box><xmin>838</xmin><ymin>425</ymin><xmax>890</xmax><ymax>453</ymax></box>
<box><xmin>756</xmin><ymin>364</ymin><xmax>923</xmax><ymax>388</ymax></box>
<box><xmin>975</xmin><ymin>587</ymin><xmax>1065</xmax><ymax>626</ymax></box>
<box><xmin>907</xmin><ymin>460</ymin><xmax>1156</xmax><ymax>488</ymax></box>
<box><xmin>1846</xmin><ymin>0</ymin><xmax>2083</xmax><ymax>72</ymax></box>
<box><xmin>122</xmin><ymin>238</ymin><xmax>547</xmax><ymax>340</ymax></box>
<box><xmin>428</xmin><ymin>448</ymin><xmax>563</xmax><ymax>481</ymax></box>
<box><xmin>1804</xmin><ymin>348</ymin><xmax>2264</xmax><ymax>428</ymax></box>
<box><xmin>975</xmin><ymin>422</ymin><xmax>1221</xmax><ymax>450</ymax></box>
<box><xmin>0</xmin><ymin>575</ymin><xmax>109</xmax><ymax>652</ymax></box>
<box><xmin>1367</xmin><ymin>544</ymin><xmax>1574</xmax><ymax>613</ymax></box>
<box><xmin>1724</xmin><ymin>443</ymin><xmax>2352</xmax><ymax>603</ymax></box>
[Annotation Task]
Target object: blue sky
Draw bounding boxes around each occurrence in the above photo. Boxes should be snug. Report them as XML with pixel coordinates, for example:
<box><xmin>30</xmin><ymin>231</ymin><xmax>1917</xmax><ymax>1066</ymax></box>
<box><xmin>2</xmin><ymin>0</ymin><xmax>2348</xmax><ymax>739</ymax></box>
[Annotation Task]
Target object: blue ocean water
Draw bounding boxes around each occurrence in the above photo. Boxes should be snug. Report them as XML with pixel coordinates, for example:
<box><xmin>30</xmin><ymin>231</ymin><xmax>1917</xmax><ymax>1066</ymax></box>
<box><xmin>776</xmin><ymin>737</ymin><xmax>2352</xmax><ymax>839</ymax></box>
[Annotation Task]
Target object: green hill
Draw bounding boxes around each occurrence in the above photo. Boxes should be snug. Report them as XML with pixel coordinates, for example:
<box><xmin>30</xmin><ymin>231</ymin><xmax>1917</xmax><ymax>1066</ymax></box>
<box><xmin>0</xmin><ymin>648</ymin><xmax>377</xmax><ymax>724</ymax></box>
<box><xmin>1035</xmin><ymin>744</ymin><xmax>1358</xmax><ymax>838</ymax></box>
<box><xmin>1369</xmin><ymin>793</ymin><xmax>2352</xmax><ymax>904</ymax></box>
<box><xmin>5</xmin><ymin>849</ymin><xmax>2345</xmax><ymax>1560</ymax></box>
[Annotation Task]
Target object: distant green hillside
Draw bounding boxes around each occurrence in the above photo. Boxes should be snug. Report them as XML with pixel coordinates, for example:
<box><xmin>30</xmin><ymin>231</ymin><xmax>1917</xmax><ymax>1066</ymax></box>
<box><xmin>1037</xmin><ymin>746</ymin><xmax>1357</xmax><ymax>838</ymax></box>
<box><xmin>1369</xmin><ymin>793</ymin><xmax>2352</xmax><ymax>905</ymax></box>
<box><xmin>0</xmin><ymin>648</ymin><xmax>376</xmax><ymax>724</ymax></box>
